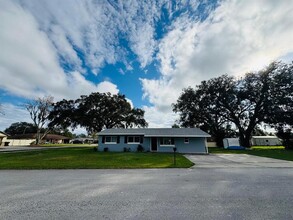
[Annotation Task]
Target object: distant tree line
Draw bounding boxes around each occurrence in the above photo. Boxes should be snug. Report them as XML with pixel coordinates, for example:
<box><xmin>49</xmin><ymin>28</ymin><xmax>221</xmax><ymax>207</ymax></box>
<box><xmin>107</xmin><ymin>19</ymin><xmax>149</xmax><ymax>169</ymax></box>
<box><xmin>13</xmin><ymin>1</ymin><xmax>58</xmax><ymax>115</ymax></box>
<box><xmin>4</xmin><ymin>92</ymin><xmax>147</xmax><ymax>145</ymax></box>
<box><xmin>4</xmin><ymin>121</ymin><xmax>75</xmax><ymax>138</ymax></box>
<box><xmin>173</xmin><ymin>61</ymin><xmax>293</xmax><ymax>149</ymax></box>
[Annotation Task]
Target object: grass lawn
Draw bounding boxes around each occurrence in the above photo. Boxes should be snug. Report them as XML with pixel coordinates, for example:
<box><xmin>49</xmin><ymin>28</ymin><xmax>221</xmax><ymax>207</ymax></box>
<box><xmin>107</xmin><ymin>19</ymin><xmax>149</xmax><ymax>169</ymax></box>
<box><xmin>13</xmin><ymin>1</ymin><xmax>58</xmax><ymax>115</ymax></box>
<box><xmin>0</xmin><ymin>147</ymin><xmax>193</xmax><ymax>169</ymax></box>
<box><xmin>208</xmin><ymin>146</ymin><xmax>293</xmax><ymax>161</ymax></box>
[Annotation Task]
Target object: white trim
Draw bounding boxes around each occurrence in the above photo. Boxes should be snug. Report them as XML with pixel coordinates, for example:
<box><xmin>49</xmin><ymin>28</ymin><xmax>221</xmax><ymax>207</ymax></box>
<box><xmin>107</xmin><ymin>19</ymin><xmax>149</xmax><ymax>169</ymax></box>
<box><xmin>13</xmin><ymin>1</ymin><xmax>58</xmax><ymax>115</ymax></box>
<box><xmin>105</xmin><ymin>136</ymin><xmax>117</xmax><ymax>144</ymax></box>
<box><xmin>127</xmin><ymin>136</ymin><xmax>141</xmax><ymax>144</ymax></box>
<box><xmin>159</xmin><ymin>137</ymin><xmax>175</xmax><ymax>146</ymax></box>
<box><xmin>205</xmin><ymin>137</ymin><xmax>209</xmax><ymax>154</ymax></box>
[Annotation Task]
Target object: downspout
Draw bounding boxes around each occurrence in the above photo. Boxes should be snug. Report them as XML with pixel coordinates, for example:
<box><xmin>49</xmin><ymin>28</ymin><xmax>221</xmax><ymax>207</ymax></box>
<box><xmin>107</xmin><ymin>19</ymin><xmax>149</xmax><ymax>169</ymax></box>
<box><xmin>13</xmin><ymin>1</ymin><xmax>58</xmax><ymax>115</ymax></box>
<box><xmin>205</xmin><ymin>137</ymin><xmax>209</xmax><ymax>154</ymax></box>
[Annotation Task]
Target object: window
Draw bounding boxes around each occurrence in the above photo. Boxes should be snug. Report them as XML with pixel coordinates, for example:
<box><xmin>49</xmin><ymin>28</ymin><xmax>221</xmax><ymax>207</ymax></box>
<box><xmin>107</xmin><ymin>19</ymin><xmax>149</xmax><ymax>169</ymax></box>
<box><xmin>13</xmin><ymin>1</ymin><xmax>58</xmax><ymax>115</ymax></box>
<box><xmin>105</xmin><ymin>136</ymin><xmax>117</xmax><ymax>143</ymax></box>
<box><xmin>184</xmin><ymin>138</ymin><xmax>189</xmax><ymax>144</ymax></box>
<box><xmin>160</xmin><ymin>137</ymin><xmax>175</xmax><ymax>146</ymax></box>
<box><xmin>127</xmin><ymin>136</ymin><xmax>140</xmax><ymax>143</ymax></box>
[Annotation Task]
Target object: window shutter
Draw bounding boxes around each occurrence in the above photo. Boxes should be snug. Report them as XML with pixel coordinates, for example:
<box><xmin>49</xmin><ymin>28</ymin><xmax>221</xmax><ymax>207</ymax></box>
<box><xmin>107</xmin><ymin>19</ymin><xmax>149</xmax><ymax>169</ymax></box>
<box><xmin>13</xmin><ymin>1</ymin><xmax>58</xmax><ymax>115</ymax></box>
<box><xmin>117</xmin><ymin>136</ymin><xmax>120</xmax><ymax>143</ymax></box>
<box><xmin>140</xmin><ymin>136</ymin><xmax>143</xmax><ymax>143</ymax></box>
<box><xmin>124</xmin><ymin>136</ymin><xmax>128</xmax><ymax>143</ymax></box>
<box><xmin>171</xmin><ymin>138</ymin><xmax>175</xmax><ymax>145</ymax></box>
<box><xmin>102</xmin><ymin>136</ymin><xmax>105</xmax><ymax>143</ymax></box>
<box><xmin>160</xmin><ymin>138</ymin><xmax>163</xmax><ymax>145</ymax></box>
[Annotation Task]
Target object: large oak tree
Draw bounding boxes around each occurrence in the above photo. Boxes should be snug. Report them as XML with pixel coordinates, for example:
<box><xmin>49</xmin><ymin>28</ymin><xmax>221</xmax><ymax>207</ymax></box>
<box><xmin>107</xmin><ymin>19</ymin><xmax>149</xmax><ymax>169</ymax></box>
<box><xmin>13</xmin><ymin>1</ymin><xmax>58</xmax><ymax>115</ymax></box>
<box><xmin>49</xmin><ymin>92</ymin><xmax>148</xmax><ymax>134</ymax></box>
<box><xmin>173</xmin><ymin>61</ymin><xmax>293</xmax><ymax>148</ymax></box>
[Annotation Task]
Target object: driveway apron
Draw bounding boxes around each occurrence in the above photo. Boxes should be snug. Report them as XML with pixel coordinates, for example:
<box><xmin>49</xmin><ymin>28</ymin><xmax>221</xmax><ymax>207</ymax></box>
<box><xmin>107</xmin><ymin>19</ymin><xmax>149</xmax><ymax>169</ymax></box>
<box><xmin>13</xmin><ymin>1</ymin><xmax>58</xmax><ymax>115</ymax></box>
<box><xmin>185</xmin><ymin>153</ymin><xmax>293</xmax><ymax>168</ymax></box>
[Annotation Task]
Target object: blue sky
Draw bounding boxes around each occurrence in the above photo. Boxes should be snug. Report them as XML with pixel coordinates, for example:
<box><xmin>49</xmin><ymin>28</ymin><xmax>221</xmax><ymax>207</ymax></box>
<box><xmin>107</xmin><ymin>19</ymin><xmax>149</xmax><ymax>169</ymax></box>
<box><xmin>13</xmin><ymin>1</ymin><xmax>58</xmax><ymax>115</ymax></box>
<box><xmin>0</xmin><ymin>0</ymin><xmax>293</xmax><ymax>134</ymax></box>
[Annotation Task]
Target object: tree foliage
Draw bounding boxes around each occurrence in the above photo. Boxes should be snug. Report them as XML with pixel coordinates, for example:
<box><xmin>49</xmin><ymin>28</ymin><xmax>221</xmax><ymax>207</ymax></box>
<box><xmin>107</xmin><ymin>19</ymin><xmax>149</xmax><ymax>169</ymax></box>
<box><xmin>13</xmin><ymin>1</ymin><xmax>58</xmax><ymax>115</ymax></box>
<box><xmin>49</xmin><ymin>92</ymin><xmax>148</xmax><ymax>133</ymax></box>
<box><xmin>4</xmin><ymin>122</ymin><xmax>38</xmax><ymax>135</ymax></box>
<box><xmin>173</xmin><ymin>61</ymin><xmax>293</xmax><ymax>148</ymax></box>
<box><xmin>25</xmin><ymin>96</ymin><xmax>54</xmax><ymax>145</ymax></box>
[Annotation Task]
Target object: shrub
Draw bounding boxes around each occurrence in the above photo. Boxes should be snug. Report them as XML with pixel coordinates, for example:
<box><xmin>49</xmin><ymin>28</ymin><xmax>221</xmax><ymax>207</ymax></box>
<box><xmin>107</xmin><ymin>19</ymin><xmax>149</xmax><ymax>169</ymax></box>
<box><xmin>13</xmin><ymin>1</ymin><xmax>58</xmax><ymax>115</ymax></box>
<box><xmin>137</xmin><ymin>144</ymin><xmax>144</xmax><ymax>152</ymax></box>
<box><xmin>93</xmin><ymin>147</ymin><xmax>98</xmax><ymax>152</ymax></box>
<box><xmin>283</xmin><ymin>139</ymin><xmax>293</xmax><ymax>150</ymax></box>
<box><xmin>103</xmin><ymin>147</ymin><xmax>109</xmax><ymax>152</ymax></box>
<box><xmin>123</xmin><ymin>147</ymin><xmax>131</xmax><ymax>152</ymax></box>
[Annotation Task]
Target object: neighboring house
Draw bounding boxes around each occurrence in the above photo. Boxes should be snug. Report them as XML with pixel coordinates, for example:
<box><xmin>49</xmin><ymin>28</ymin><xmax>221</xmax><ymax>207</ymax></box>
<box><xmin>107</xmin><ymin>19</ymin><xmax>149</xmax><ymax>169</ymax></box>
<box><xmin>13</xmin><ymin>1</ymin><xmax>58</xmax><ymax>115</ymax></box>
<box><xmin>0</xmin><ymin>131</ymin><xmax>9</xmax><ymax>146</ymax></box>
<box><xmin>251</xmin><ymin>136</ymin><xmax>281</xmax><ymax>146</ymax></box>
<box><xmin>70</xmin><ymin>137</ymin><xmax>96</xmax><ymax>144</ymax></box>
<box><xmin>6</xmin><ymin>133</ymin><xmax>71</xmax><ymax>145</ymax></box>
<box><xmin>98</xmin><ymin>128</ymin><xmax>210</xmax><ymax>154</ymax></box>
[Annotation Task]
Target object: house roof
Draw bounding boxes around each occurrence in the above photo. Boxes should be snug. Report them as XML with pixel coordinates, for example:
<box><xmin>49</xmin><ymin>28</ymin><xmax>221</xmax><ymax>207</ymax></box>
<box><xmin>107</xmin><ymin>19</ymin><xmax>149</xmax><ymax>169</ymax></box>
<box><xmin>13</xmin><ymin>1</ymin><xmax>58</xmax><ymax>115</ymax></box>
<box><xmin>8</xmin><ymin>133</ymin><xmax>71</xmax><ymax>140</ymax></box>
<box><xmin>98</xmin><ymin>128</ymin><xmax>210</xmax><ymax>137</ymax></box>
<box><xmin>0</xmin><ymin>131</ymin><xmax>8</xmax><ymax>137</ymax></box>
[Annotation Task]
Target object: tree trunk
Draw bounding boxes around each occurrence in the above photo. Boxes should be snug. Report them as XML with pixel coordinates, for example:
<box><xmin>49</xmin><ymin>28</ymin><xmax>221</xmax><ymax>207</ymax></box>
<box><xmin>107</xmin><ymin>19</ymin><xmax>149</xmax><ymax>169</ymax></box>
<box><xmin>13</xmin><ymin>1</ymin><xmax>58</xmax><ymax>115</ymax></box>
<box><xmin>36</xmin><ymin>130</ymin><xmax>40</xmax><ymax>145</ymax></box>
<box><xmin>239</xmin><ymin>133</ymin><xmax>251</xmax><ymax>148</ymax></box>
<box><xmin>242</xmin><ymin>136</ymin><xmax>251</xmax><ymax>148</ymax></box>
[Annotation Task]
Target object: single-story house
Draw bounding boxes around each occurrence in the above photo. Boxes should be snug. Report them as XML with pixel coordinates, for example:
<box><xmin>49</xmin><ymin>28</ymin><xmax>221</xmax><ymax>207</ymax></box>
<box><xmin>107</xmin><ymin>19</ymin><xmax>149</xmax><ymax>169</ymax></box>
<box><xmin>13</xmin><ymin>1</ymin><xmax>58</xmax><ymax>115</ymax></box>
<box><xmin>98</xmin><ymin>128</ymin><xmax>210</xmax><ymax>154</ymax></box>
<box><xmin>0</xmin><ymin>131</ymin><xmax>9</xmax><ymax>146</ymax></box>
<box><xmin>6</xmin><ymin>133</ymin><xmax>71</xmax><ymax>145</ymax></box>
<box><xmin>251</xmin><ymin>136</ymin><xmax>282</xmax><ymax>146</ymax></box>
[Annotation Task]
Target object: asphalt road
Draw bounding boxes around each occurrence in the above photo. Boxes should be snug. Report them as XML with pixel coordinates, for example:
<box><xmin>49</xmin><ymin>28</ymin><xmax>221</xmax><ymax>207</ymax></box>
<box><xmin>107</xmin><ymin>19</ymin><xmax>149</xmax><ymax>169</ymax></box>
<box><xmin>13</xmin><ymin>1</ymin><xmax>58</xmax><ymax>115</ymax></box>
<box><xmin>0</xmin><ymin>168</ymin><xmax>292</xmax><ymax>220</ymax></box>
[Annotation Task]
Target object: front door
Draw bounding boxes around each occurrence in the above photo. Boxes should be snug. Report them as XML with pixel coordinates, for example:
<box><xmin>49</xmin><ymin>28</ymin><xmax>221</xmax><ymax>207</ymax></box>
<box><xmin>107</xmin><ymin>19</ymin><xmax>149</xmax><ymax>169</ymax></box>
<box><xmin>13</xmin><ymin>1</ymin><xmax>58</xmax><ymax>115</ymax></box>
<box><xmin>151</xmin><ymin>137</ymin><xmax>157</xmax><ymax>151</ymax></box>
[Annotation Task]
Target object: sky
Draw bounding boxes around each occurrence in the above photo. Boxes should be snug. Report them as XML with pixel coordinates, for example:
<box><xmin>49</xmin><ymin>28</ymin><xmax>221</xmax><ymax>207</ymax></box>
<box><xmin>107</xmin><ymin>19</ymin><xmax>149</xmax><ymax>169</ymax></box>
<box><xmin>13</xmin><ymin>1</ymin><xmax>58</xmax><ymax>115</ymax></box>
<box><xmin>0</xmin><ymin>0</ymin><xmax>293</xmax><ymax>134</ymax></box>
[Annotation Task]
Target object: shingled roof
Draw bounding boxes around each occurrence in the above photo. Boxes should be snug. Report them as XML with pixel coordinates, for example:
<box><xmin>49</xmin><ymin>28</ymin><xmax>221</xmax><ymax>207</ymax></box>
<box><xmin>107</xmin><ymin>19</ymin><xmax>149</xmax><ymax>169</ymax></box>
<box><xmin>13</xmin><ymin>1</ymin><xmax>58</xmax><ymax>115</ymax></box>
<box><xmin>98</xmin><ymin>128</ymin><xmax>210</xmax><ymax>137</ymax></box>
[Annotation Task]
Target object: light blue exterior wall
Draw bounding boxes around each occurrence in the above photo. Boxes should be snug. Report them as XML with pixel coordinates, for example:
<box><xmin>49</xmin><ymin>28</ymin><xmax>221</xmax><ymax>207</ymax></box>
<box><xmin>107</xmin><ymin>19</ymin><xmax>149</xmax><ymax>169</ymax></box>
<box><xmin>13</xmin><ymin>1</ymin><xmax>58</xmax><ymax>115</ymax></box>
<box><xmin>98</xmin><ymin>136</ymin><xmax>150</xmax><ymax>152</ymax></box>
<box><xmin>98</xmin><ymin>136</ymin><xmax>207</xmax><ymax>154</ymax></box>
<box><xmin>157</xmin><ymin>137</ymin><xmax>207</xmax><ymax>154</ymax></box>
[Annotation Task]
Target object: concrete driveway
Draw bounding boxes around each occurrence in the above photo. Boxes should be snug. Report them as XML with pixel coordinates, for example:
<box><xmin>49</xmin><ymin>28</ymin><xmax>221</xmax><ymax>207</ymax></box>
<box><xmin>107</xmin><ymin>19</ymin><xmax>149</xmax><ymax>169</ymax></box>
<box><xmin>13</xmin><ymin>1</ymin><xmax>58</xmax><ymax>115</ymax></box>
<box><xmin>185</xmin><ymin>153</ymin><xmax>293</xmax><ymax>168</ymax></box>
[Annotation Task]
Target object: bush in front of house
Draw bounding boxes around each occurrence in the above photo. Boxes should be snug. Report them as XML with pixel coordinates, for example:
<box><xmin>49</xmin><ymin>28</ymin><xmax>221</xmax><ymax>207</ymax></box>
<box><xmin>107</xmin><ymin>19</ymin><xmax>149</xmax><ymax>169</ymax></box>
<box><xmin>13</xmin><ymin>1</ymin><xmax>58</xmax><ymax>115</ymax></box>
<box><xmin>103</xmin><ymin>147</ymin><xmax>109</xmax><ymax>152</ymax></box>
<box><xmin>123</xmin><ymin>147</ymin><xmax>131</xmax><ymax>152</ymax></box>
<box><xmin>137</xmin><ymin>144</ymin><xmax>144</xmax><ymax>152</ymax></box>
<box><xmin>93</xmin><ymin>147</ymin><xmax>98</xmax><ymax>152</ymax></box>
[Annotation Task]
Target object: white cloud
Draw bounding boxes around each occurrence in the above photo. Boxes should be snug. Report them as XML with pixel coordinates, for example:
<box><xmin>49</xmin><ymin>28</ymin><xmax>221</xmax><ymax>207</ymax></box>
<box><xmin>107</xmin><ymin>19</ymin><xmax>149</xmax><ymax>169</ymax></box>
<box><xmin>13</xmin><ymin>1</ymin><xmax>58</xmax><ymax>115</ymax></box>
<box><xmin>143</xmin><ymin>106</ymin><xmax>178</xmax><ymax>128</ymax></box>
<box><xmin>0</xmin><ymin>1</ymin><xmax>119</xmax><ymax>101</ymax></box>
<box><xmin>0</xmin><ymin>103</ymin><xmax>31</xmax><ymax>132</ymax></box>
<box><xmin>141</xmin><ymin>0</ymin><xmax>293</xmax><ymax>123</ymax></box>
<box><xmin>96</xmin><ymin>81</ymin><xmax>119</xmax><ymax>95</ymax></box>
<box><xmin>17</xmin><ymin>0</ymin><xmax>169</xmax><ymax>72</ymax></box>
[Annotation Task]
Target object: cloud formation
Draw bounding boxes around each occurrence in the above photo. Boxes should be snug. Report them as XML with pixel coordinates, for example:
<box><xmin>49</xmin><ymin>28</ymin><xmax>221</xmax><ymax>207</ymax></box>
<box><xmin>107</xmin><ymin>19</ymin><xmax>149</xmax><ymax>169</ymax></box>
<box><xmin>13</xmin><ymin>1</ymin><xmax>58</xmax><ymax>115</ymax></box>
<box><xmin>141</xmin><ymin>0</ymin><xmax>293</xmax><ymax>126</ymax></box>
<box><xmin>0</xmin><ymin>1</ymin><xmax>119</xmax><ymax>101</ymax></box>
<box><xmin>1</xmin><ymin>0</ymin><xmax>293</xmax><ymax>129</ymax></box>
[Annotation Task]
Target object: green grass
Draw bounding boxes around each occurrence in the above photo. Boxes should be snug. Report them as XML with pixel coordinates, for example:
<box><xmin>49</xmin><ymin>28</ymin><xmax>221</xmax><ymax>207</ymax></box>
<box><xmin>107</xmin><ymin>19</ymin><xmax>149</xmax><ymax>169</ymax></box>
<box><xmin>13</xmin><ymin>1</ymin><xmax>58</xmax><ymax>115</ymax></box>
<box><xmin>0</xmin><ymin>147</ymin><xmax>193</xmax><ymax>169</ymax></box>
<box><xmin>208</xmin><ymin>146</ymin><xmax>293</xmax><ymax>161</ymax></box>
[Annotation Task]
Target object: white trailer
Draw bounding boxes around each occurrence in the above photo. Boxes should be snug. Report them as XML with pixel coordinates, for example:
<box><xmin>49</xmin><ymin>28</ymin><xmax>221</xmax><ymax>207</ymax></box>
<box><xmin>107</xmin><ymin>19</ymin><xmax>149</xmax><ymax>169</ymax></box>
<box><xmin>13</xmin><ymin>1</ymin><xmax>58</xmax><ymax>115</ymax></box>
<box><xmin>251</xmin><ymin>136</ymin><xmax>281</xmax><ymax>146</ymax></box>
